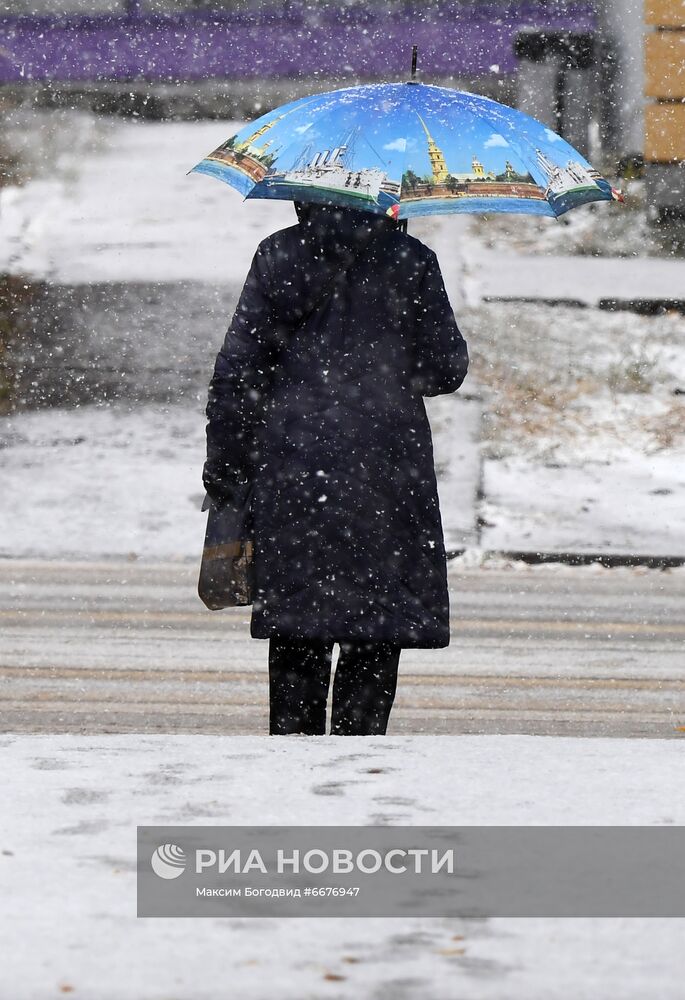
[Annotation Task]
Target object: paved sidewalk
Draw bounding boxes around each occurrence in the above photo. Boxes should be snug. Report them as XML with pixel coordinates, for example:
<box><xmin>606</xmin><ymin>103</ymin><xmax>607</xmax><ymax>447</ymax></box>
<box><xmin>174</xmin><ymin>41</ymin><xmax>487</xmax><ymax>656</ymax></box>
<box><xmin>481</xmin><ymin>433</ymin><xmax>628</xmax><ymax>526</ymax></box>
<box><xmin>466</xmin><ymin>245</ymin><xmax>685</xmax><ymax>308</ymax></box>
<box><xmin>2</xmin><ymin>559</ymin><xmax>683</xmax><ymax>738</ymax></box>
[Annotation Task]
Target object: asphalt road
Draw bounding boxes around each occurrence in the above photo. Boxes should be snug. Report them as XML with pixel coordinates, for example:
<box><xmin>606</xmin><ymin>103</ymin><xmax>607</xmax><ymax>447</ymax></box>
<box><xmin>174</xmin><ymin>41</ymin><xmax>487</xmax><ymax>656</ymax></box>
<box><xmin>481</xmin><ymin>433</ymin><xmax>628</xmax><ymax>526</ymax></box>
<box><xmin>1</xmin><ymin>559</ymin><xmax>683</xmax><ymax>737</ymax></box>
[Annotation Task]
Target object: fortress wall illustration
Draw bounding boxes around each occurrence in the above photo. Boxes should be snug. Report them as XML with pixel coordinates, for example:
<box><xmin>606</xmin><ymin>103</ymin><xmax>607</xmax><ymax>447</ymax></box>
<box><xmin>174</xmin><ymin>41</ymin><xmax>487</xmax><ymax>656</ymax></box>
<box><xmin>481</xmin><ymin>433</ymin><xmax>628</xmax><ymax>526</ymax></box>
<box><xmin>208</xmin><ymin>151</ymin><xmax>266</xmax><ymax>183</ymax></box>
<box><xmin>401</xmin><ymin>182</ymin><xmax>547</xmax><ymax>203</ymax></box>
<box><xmin>644</xmin><ymin>0</ymin><xmax>685</xmax><ymax>217</ymax></box>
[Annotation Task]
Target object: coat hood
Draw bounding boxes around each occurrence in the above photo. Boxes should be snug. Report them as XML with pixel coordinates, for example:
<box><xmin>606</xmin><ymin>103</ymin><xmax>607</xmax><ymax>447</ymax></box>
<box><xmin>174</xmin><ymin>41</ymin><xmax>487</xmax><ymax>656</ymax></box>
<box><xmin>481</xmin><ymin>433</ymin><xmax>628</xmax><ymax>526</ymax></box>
<box><xmin>294</xmin><ymin>202</ymin><xmax>396</xmax><ymax>260</ymax></box>
<box><xmin>264</xmin><ymin>203</ymin><xmax>397</xmax><ymax>325</ymax></box>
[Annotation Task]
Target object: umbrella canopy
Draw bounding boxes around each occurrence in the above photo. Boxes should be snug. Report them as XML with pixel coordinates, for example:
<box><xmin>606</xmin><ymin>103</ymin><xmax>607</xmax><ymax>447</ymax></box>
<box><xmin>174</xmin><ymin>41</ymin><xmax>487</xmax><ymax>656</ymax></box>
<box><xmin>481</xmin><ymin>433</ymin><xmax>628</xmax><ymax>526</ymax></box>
<box><xmin>191</xmin><ymin>82</ymin><xmax>622</xmax><ymax>220</ymax></box>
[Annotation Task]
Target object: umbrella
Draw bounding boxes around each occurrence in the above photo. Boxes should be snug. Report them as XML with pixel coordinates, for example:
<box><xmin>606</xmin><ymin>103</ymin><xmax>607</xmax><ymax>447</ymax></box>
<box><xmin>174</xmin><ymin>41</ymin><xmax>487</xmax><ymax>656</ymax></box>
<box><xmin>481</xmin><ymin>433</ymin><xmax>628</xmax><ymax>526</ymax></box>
<box><xmin>190</xmin><ymin>80</ymin><xmax>622</xmax><ymax>220</ymax></box>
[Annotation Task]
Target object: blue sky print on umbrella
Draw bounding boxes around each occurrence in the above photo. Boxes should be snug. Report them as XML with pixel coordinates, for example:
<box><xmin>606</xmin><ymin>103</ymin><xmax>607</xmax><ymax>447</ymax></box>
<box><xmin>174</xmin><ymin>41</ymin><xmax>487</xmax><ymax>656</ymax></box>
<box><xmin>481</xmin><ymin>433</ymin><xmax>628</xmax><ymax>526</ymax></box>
<box><xmin>191</xmin><ymin>83</ymin><xmax>621</xmax><ymax>219</ymax></box>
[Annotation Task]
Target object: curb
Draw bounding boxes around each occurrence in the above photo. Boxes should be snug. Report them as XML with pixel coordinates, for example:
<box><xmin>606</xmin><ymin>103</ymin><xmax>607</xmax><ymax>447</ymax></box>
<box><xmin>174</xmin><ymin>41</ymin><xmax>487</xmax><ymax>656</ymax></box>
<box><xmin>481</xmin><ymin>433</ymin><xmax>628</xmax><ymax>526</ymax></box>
<box><xmin>482</xmin><ymin>295</ymin><xmax>685</xmax><ymax>317</ymax></box>
<box><xmin>445</xmin><ymin>549</ymin><xmax>685</xmax><ymax>569</ymax></box>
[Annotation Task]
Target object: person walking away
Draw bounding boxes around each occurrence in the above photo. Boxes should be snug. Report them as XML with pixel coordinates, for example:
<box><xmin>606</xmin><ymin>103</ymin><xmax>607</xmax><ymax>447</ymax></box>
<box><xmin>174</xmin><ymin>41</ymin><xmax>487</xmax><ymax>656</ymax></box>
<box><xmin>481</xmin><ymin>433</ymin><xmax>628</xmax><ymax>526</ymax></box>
<box><xmin>203</xmin><ymin>202</ymin><xmax>468</xmax><ymax>735</ymax></box>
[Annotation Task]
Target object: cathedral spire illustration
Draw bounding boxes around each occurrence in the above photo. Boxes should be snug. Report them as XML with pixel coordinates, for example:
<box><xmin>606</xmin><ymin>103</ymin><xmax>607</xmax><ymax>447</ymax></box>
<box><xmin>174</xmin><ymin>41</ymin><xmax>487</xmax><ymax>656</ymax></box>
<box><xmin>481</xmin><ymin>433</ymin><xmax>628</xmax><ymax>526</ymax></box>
<box><xmin>233</xmin><ymin>113</ymin><xmax>286</xmax><ymax>159</ymax></box>
<box><xmin>416</xmin><ymin>113</ymin><xmax>449</xmax><ymax>184</ymax></box>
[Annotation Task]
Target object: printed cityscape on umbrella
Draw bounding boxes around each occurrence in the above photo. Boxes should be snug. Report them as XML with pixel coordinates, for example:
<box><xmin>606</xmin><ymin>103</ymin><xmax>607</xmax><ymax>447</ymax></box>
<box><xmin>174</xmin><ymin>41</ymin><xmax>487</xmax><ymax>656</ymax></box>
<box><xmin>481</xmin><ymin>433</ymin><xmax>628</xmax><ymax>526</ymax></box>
<box><xmin>192</xmin><ymin>84</ymin><xmax>618</xmax><ymax>219</ymax></box>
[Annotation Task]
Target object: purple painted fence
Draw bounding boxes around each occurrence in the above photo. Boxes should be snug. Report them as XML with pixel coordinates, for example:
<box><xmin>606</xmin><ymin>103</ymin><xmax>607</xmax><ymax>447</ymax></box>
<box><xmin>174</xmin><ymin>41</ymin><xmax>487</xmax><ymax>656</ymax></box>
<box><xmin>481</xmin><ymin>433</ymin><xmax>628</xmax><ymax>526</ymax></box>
<box><xmin>0</xmin><ymin>2</ymin><xmax>595</xmax><ymax>85</ymax></box>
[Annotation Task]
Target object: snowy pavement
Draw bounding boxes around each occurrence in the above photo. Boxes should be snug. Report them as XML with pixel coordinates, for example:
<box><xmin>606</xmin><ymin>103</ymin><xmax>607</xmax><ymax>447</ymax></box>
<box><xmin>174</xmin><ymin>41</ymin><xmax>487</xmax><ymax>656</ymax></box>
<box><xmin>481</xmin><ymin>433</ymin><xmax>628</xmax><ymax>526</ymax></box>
<box><xmin>0</xmin><ymin>397</ymin><xmax>480</xmax><ymax>560</ymax></box>
<box><xmin>2</xmin><ymin>558</ymin><xmax>683</xmax><ymax>738</ymax></box>
<box><xmin>466</xmin><ymin>245</ymin><xmax>685</xmax><ymax>308</ymax></box>
<box><xmin>2</xmin><ymin>733</ymin><xmax>685</xmax><ymax>1000</ymax></box>
<box><xmin>0</xmin><ymin>112</ymin><xmax>295</xmax><ymax>284</ymax></box>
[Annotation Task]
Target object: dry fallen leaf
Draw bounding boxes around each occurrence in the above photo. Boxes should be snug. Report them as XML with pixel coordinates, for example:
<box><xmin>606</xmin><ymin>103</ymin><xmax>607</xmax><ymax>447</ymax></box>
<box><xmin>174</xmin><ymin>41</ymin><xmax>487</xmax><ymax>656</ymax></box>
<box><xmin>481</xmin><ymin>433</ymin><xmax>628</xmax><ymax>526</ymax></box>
<box><xmin>324</xmin><ymin>972</ymin><xmax>347</xmax><ymax>981</ymax></box>
<box><xmin>436</xmin><ymin>947</ymin><xmax>466</xmax><ymax>957</ymax></box>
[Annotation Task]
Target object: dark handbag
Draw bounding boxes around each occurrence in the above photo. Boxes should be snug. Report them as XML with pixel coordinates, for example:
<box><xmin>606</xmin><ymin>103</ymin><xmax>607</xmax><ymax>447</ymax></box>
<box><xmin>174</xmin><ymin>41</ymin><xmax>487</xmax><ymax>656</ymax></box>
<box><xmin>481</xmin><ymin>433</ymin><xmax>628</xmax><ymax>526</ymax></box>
<box><xmin>198</xmin><ymin>227</ymin><xmax>381</xmax><ymax>611</ymax></box>
<box><xmin>198</xmin><ymin>486</ymin><xmax>254</xmax><ymax>609</ymax></box>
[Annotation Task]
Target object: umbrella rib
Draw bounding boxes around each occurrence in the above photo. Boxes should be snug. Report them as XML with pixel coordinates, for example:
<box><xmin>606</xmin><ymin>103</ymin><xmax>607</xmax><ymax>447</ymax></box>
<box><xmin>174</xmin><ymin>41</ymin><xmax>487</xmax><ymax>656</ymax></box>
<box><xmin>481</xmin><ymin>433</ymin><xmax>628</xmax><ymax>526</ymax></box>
<box><xmin>395</xmin><ymin>87</ymin><xmax>420</xmax><ymax>217</ymax></box>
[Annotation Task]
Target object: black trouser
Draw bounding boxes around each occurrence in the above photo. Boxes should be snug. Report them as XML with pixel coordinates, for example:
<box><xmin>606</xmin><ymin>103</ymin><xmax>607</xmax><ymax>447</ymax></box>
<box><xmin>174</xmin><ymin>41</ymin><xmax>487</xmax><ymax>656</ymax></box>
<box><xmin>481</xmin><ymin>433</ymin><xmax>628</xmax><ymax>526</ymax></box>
<box><xmin>268</xmin><ymin>638</ymin><xmax>401</xmax><ymax>736</ymax></box>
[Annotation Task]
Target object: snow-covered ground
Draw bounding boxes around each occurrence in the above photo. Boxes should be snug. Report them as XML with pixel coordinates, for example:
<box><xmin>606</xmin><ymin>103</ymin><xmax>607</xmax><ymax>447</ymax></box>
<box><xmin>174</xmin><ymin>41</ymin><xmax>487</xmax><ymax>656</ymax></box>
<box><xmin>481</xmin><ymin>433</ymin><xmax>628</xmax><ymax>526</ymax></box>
<box><xmin>445</xmin><ymin>180</ymin><xmax>685</xmax><ymax>555</ymax></box>
<box><xmin>2</xmin><ymin>109</ymin><xmax>685</xmax><ymax>999</ymax></box>
<box><xmin>3</xmin><ymin>734</ymin><xmax>685</xmax><ymax>999</ymax></box>
<box><xmin>441</xmin><ymin>207</ymin><xmax>685</xmax><ymax>556</ymax></box>
<box><xmin>0</xmin><ymin>404</ymin><xmax>205</xmax><ymax>560</ymax></box>
<box><xmin>0</xmin><ymin>110</ymin><xmax>293</xmax><ymax>284</ymax></box>
<box><xmin>464</xmin><ymin>298</ymin><xmax>685</xmax><ymax>555</ymax></box>
<box><xmin>0</xmin><ymin>397</ymin><xmax>479</xmax><ymax>560</ymax></box>
<box><xmin>467</xmin><ymin>179</ymin><xmax>679</xmax><ymax>260</ymax></box>
<box><xmin>466</xmin><ymin>244</ymin><xmax>685</xmax><ymax>307</ymax></box>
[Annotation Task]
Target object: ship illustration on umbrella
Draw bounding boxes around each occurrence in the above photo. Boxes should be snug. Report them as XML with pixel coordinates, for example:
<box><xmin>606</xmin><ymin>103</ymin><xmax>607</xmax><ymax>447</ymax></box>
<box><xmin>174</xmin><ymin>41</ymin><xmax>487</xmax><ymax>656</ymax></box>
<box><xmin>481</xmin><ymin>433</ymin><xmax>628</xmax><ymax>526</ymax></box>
<box><xmin>535</xmin><ymin>149</ymin><xmax>607</xmax><ymax>200</ymax></box>
<box><xmin>262</xmin><ymin>128</ymin><xmax>401</xmax><ymax>206</ymax></box>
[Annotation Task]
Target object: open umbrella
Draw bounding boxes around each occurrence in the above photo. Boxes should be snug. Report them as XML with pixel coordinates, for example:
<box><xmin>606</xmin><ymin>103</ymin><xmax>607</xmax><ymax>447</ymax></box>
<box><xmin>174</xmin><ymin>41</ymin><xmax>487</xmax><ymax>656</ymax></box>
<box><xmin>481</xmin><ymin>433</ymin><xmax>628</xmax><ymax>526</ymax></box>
<box><xmin>190</xmin><ymin>76</ymin><xmax>622</xmax><ymax>221</ymax></box>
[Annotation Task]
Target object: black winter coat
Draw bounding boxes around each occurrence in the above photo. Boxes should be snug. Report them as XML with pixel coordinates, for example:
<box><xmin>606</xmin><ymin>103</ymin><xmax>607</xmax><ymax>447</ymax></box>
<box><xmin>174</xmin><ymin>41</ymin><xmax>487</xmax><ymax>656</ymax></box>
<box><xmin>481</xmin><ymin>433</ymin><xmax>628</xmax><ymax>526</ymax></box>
<box><xmin>204</xmin><ymin>206</ymin><xmax>468</xmax><ymax>648</ymax></box>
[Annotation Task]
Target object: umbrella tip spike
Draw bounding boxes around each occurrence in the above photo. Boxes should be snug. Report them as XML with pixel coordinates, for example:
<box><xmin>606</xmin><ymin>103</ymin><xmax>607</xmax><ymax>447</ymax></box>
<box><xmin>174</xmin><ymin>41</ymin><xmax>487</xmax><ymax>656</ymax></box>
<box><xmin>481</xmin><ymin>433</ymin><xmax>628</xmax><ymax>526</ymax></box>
<box><xmin>410</xmin><ymin>44</ymin><xmax>418</xmax><ymax>82</ymax></box>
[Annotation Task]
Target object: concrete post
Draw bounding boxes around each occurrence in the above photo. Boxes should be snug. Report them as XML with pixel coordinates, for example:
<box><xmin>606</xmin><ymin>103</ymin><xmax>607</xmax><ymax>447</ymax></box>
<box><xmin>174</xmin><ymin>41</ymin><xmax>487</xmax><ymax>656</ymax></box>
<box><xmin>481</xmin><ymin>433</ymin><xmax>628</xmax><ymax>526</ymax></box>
<box><xmin>515</xmin><ymin>33</ymin><xmax>596</xmax><ymax>157</ymax></box>
<box><xmin>595</xmin><ymin>0</ymin><xmax>645</xmax><ymax>157</ymax></box>
<box><xmin>561</xmin><ymin>66</ymin><xmax>592</xmax><ymax>159</ymax></box>
<box><xmin>516</xmin><ymin>48</ymin><xmax>561</xmax><ymax>131</ymax></box>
